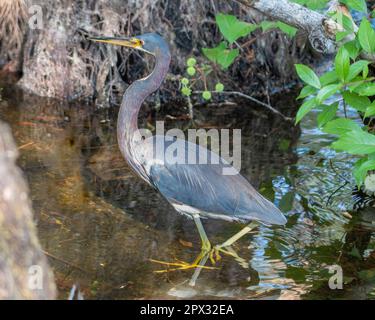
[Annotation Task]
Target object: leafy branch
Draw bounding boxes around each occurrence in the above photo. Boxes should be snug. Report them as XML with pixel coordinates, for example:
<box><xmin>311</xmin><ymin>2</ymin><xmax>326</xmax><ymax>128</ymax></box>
<box><xmin>295</xmin><ymin>1</ymin><xmax>375</xmax><ymax>188</ymax></box>
<box><xmin>179</xmin><ymin>13</ymin><xmax>296</xmax><ymax>119</ymax></box>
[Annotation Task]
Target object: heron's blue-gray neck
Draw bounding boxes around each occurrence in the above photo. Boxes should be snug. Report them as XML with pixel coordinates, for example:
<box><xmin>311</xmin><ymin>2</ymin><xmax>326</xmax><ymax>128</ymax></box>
<box><xmin>117</xmin><ymin>49</ymin><xmax>171</xmax><ymax>165</ymax></box>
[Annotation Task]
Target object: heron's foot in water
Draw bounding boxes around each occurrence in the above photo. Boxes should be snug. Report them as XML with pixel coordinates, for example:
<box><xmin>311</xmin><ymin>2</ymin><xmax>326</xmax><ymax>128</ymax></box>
<box><xmin>209</xmin><ymin>245</ymin><xmax>228</xmax><ymax>264</ymax></box>
<box><xmin>201</xmin><ymin>240</ymin><xmax>212</xmax><ymax>253</ymax></box>
<box><xmin>150</xmin><ymin>250</ymin><xmax>216</xmax><ymax>273</ymax></box>
<box><xmin>209</xmin><ymin>222</ymin><xmax>258</xmax><ymax>266</ymax></box>
<box><xmin>209</xmin><ymin>245</ymin><xmax>249</xmax><ymax>269</ymax></box>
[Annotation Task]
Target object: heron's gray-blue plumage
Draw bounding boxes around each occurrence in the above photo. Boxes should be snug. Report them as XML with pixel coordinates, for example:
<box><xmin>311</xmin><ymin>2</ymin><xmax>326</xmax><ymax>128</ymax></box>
<box><xmin>114</xmin><ymin>33</ymin><xmax>286</xmax><ymax>227</ymax></box>
<box><xmin>140</xmin><ymin>136</ymin><xmax>287</xmax><ymax>225</ymax></box>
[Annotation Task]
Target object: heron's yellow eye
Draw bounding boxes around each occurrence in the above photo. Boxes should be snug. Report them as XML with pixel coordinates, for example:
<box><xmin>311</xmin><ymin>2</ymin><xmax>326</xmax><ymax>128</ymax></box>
<box><xmin>131</xmin><ymin>38</ymin><xmax>144</xmax><ymax>48</ymax></box>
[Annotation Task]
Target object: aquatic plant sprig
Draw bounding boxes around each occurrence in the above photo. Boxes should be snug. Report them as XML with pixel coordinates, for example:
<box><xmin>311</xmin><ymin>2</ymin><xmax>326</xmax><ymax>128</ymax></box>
<box><xmin>180</xmin><ymin>56</ymin><xmax>224</xmax><ymax>102</ymax></box>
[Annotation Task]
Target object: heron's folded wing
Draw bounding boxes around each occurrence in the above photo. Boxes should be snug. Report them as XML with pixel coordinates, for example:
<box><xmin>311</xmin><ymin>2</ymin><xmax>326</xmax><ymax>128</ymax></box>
<box><xmin>148</xmin><ymin>144</ymin><xmax>286</xmax><ymax>225</ymax></box>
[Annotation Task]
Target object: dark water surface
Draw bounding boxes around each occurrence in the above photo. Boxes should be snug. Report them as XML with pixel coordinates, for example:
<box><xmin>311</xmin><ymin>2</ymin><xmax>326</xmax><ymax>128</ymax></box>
<box><xmin>0</xmin><ymin>85</ymin><xmax>375</xmax><ymax>300</ymax></box>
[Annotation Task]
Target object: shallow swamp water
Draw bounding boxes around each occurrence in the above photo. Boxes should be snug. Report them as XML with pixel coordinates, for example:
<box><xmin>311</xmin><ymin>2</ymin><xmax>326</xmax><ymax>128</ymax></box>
<box><xmin>0</xmin><ymin>84</ymin><xmax>375</xmax><ymax>300</ymax></box>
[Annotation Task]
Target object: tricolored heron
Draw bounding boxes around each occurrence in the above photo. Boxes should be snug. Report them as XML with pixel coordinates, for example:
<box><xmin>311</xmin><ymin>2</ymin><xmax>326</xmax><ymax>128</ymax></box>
<box><xmin>90</xmin><ymin>33</ymin><xmax>287</xmax><ymax>267</ymax></box>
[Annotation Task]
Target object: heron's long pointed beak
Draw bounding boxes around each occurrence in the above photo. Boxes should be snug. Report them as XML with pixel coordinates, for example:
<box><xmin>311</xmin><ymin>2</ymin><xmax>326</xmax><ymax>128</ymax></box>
<box><xmin>89</xmin><ymin>36</ymin><xmax>142</xmax><ymax>49</ymax></box>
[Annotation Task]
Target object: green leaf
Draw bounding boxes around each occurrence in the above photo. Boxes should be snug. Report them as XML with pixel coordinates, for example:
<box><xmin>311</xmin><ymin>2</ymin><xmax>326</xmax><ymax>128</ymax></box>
<box><xmin>296</xmin><ymin>98</ymin><xmax>317</xmax><ymax>124</ymax></box>
<box><xmin>354</xmin><ymin>158</ymin><xmax>368</xmax><ymax>186</ymax></box>
<box><xmin>332</xmin><ymin>130</ymin><xmax>375</xmax><ymax>154</ymax></box>
<box><xmin>341</xmin><ymin>14</ymin><xmax>355</xmax><ymax>32</ymax></box>
<box><xmin>347</xmin><ymin>60</ymin><xmax>370</xmax><ymax>81</ymax></box>
<box><xmin>323</xmin><ymin>118</ymin><xmax>362</xmax><ymax>135</ymax></box>
<box><xmin>354</xmin><ymin>158</ymin><xmax>375</xmax><ymax>186</ymax></box>
<box><xmin>341</xmin><ymin>0</ymin><xmax>367</xmax><ymax>13</ymax></box>
<box><xmin>364</xmin><ymin>102</ymin><xmax>375</xmax><ymax>118</ymax></box>
<box><xmin>292</xmin><ymin>0</ymin><xmax>328</xmax><ymax>10</ymax></box>
<box><xmin>319</xmin><ymin>70</ymin><xmax>339</xmax><ymax>86</ymax></box>
<box><xmin>316</xmin><ymin>84</ymin><xmax>342</xmax><ymax>104</ymax></box>
<box><xmin>317</xmin><ymin>103</ymin><xmax>339</xmax><ymax>127</ymax></box>
<box><xmin>358</xmin><ymin>18</ymin><xmax>375</xmax><ymax>54</ymax></box>
<box><xmin>290</xmin><ymin>0</ymin><xmax>305</xmax><ymax>5</ymax></box>
<box><xmin>216</xmin><ymin>14</ymin><xmax>257</xmax><ymax>44</ymax></box>
<box><xmin>363</xmin><ymin>65</ymin><xmax>369</xmax><ymax>79</ymax></box>
<box><xmin>309</xmin><ymin>0</ymin><xmax>329</xmax><ymax>10</ymax></box>
<box><xmin>203</xmin><ymin>42</ymin><xmax>225</xmax><ymax>62</ymax></box>
<box><xmin>336</xmin><ymin>31</ymin><xmax>352</xmax><ymax>42</ymax></box>
<box><xmin>260</xmin><ymin>21</ymin><xmax>277</xmax><ymax>32</ymax></box>
<box><xmin>335</xmin><ymin>47</ymin><xmax>350</xmax><ymax>82</ymax></box>
<box><xmin>349</xmin><ymin>80</ymin><xmax>367</xmax><ymax>92</ymax></box>
<box><xmin>356</xmin><ymin>83</ymin><xmax>375</xmax><ymax>96</ymax></box>
<box><xmin>297</xmin><ymin>85</ymin><xmax>317</xmax><ymax>99</ymax></box>
<box><xmin>343</xmin><ymin>40</ymin><xmax>360</xmax><ymax>60</ymax></box>
<box><xmin>202</xmin><ymin>42</ymin><xmax>239</xmax><ymax>69</ymax></box>
<box><xmin>342</xmin><ymin>91</ymin><xmax>371</xmax><ymax>112</ymax></box>
<box><xmin>334</xmin><ymin>10</ymin><xmax>354</xmax><ymax>36</ymax></box>
<box><xmin>276</xmin><ymin>21</ymin><xmax>298</xmax><ymax>38</ymax></box>
<box><xmin>218</xmin><ymin>48</ymin><xmax>240</xmax><ymax>69</ymax></box>
<box><xmin>295</xmin><ymin>64</ymin><xmax>321</xmax><ymax>89</ymax></box>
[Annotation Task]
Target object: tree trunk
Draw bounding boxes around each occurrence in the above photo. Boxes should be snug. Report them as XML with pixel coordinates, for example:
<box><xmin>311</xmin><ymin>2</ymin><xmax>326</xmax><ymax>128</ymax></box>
<box><xmin>0</xmin><ymin>121</ymin><xmax>56</xmax><ymax>299</ymax></box>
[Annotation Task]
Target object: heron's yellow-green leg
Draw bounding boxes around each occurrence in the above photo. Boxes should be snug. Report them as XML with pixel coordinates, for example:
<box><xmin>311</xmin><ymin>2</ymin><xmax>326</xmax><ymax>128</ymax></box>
<box><xmin>192</xmin><ymin>214</ymin><xmax>211</xmax><ymax>252</ymax></box>
<box><xmin>210</xmin><ymin>222</ymin><xmax>258</xmax><ymax>263</ymax></box>
<box><xmin>189</xmin><ymin>251</ymin><xmax>210</xmax><ymax>286</ymax></box>
<box><xmin>150</xmin><ymin>215</ymin><xmax>213</xmax><ymax>274</ymax></box>
<box><xmin>220</xmin><ymin>222</ymin><xmax>258</xmax><ymax>247</ymax></box>
<box><xmin>213</xmin><ymin>246</ymin><xmax>249</xmax><ymax>269</ymax></box>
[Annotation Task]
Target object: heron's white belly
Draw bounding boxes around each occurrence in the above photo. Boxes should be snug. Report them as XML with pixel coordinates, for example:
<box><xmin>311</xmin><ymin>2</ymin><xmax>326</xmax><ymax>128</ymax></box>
<box><xmin>170</xmin><ymin>201</ymin><xmax>243</xmax><ymax>222</ymax></box>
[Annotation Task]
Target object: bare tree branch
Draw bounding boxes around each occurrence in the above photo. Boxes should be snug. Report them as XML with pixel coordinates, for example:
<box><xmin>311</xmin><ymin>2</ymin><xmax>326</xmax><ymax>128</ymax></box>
<box><xmin>195</xmin><ymin>90</ymin><xmax>293</xmax><ymax>121</ymax></box>
<box><xmin>234</xmin><ymin>0</ymin><xmax>375</xmax><ymax>62</ymax></box>
<box><xmin>234</xmin><ymin>0</ymin><xmax>341</xmax><ymax>54</ymax></box>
